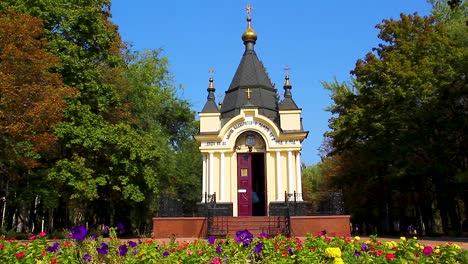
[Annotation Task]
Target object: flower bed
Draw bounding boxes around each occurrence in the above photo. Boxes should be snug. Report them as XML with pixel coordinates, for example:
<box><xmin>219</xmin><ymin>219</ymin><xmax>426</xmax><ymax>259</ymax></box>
<box><xmin>0</xmin><ymin>227</ymin><xmax>466</xmax><ymax>263</ymax></box>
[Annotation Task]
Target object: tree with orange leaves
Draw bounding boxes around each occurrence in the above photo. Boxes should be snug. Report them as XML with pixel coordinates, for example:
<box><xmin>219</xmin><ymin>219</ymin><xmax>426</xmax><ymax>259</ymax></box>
<box><xmin>0</xmin><ymin>10</ymin><xmax>75</xmax><ymax>174</ymax></box>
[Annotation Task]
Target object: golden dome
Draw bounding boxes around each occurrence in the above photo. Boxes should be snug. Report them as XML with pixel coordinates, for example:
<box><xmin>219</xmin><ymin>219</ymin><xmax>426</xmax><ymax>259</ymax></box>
<box><xmin>242</xmin><ymin>17</ymin><xmax>257</xmax><ymax>42</ymax></box>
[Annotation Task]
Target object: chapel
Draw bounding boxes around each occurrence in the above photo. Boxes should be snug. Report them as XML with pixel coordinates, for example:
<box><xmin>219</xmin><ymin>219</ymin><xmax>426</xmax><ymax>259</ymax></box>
<box><xmin>195</xmin><ymin>5</ymin><xmax>308</xmax><ymax>217</ymax></box>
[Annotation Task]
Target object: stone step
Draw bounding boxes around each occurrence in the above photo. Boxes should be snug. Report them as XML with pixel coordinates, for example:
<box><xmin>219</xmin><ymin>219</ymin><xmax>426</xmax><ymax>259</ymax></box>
<box><xmin>208</xmin><ymin>216</ymin><xmax>289</xmax><ymax>237</ymax></box>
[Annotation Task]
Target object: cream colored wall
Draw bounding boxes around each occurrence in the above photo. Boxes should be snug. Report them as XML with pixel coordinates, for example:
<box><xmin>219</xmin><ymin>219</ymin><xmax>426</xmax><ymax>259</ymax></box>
<box><xmin>199</xmin><ymin>114</ymin><xmax>220</xmax><ymax>133</ymax></box>
<box><xmin>265</xmin><ymin>151</ymin><xmax>276</xmax><ymax>204</ymax></box>
<box><xmin>197</xmin><ymin>108</ymin><xmax>307</xmax><ymax>216</ymax></box>
<box><xmin>279</xmin><ymin>110</ymin><xmax>301</xmax><ymax>131</ymax></box>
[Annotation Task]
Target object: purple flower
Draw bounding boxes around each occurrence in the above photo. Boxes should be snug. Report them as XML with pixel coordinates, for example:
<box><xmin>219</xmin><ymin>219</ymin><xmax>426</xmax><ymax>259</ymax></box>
<box><xmin>117</xmin><ymin>221</ymin><xmax>125</xmax><ymax>234</ymax></box>
<box><xmin>82</xmin><ymin>254</ymin><xmax>91</xmax><ymax>261</ymax></box>
<box><xmin>354</xmin><ymin>250</ymin><xmax>361</xmax><ymax>257</ymax></box>
<box><xmin>97</xmin><ymin>242</ymin><xmax>109</xmax><ymax>255</ymax></box>
<box><xmin>216</xmin><ymin>245</ymin><xmax>222</xmax><ymax>254</ymax></box>
<box><xmin>361</xmin><ymin>243</ymin><xmax>369</xmax><ymax>252</ymax></box>
<box><xmin>119</xmin><ymin>244</ymin><xmax>128</xmax><ymax>256</ymax></box>
<box><xmin>71</xmin><ymin>225</ymin><xmax>88</xmax><ymax>241</ymax></box>
<box><xmin>91</xmin><ymin>234</ymin><xmax>98</xmax><ymax>241</ymax></box>
<box><xmin>103</xmin><ymin>226</ymin><xmax>109</xmax><ymax>234</ymax></box>
<box><xmin>208</xmin><ymin>236</ymin><xmax>216</xmax><ymax>245</ymax></box>
<box><xmin>128</xmin><ymin>240</ymin><xmax>137</xmax><ymax>248</ymax></box>
<box><xmin>254</xmin><ymin>242</ymin><xmax>263</xmax><ymax>254</ymax></box>
<box><xmin>259</xmin><ymin>232</ymin><xmax>268</xmax><ymax>238</ymax></box>
<box><xmin>47</xmin><ymin>242</ymin><xmax>60</xmax><ymax>252</ymax></box>
<box><xmin>288</xmin><ymin>247</ymin><xmax>294</xmax><ymax>255</ymax></box>
<box><xmin>163</xmin><ymin>251</ymin><xmax>170</xmax><ymax>257</ymax></box>
<box><xmin>235</xmin><ymin>229</ymin><xmax>253</xmax><ymax>246</ymax></box>
<box><xmin>319</xmin><ymin>230</ymin><xmax>327</xmax><ymax>236</ymax></box>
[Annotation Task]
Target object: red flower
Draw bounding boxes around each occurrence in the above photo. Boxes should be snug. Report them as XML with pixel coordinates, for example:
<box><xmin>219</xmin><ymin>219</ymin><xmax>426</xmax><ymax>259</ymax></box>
<box><xmin>16</xmin><ymin>252</ymin><xmax>26</xmax><ymax>258</ymax></box>
<box><xmin>375</xmin><ymin>250</ymin><xmax>383</xmax><ymax>256</ymax></box>
<box><xmin>50</xmin><ymin>259</ymin><xmax>57</xmax><ymax>263</ymax></box>
<box><xmin>386</xmin><ymin>253</ymin><xmax>396</xmax><ymax>260</ymax></box>
<box><xmin>0</xmin><ymin>244</ymin><xmax>4</xmax><ymax>250</ymax></box>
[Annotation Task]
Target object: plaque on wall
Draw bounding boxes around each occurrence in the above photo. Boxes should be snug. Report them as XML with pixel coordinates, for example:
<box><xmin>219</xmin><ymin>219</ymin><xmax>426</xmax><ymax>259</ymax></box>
<box><xmin>241</xmin><ymin>168</ymin><xmax>248</xmax><ymax>177</ymax></box>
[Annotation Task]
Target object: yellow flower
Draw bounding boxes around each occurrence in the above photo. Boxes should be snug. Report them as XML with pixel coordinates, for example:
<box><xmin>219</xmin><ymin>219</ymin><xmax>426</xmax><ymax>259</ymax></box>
<box><xmin>400</xmin><ymin>237</ymin><xmax>406</xmax><ymax>241</ymax></box>
<box><xmin>419</xmin><ymin>245</ymin><xmax>424</xmax><ymax>250</ymax></box>
<box><xmin>325</xmin><ymin>247</ymin><xmax>342</xmax><ymax>258</ymax></box>
<box><xmin>333</xmin><ymin>257</ymin><xmax>344</xmax><ymax>264</ymax></box>
<box><xmin>386</xmin><ymin>241</ymin><xmax>398</xmax><ymax>249</ymax></box>
<box><xmin>413</xmin><ymin>237</ymin><xmax>418</xmax><ymax>240</ymax></box>
<box><xmin>434</xmin><ymin>249</ymin><xmax>441</xmax><ymax>254</ymax></box>
<box><xmin>450</xmin><ymin>243</ymin><xmax>461</xmax><ymax>250</ymax></box>
<box><xmin>354</xmin><ymin>236</ymin><xmax>360</xmax><ymax>241</ymax></box>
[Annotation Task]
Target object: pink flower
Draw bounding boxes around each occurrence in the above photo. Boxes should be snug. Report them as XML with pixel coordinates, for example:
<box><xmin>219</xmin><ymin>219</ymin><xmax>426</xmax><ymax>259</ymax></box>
<box><xmin>211</xmin><ymin>257</ymin><xmax>221</xmax><ymax>264</ymax></box>
<box><xmin>39</xmin><ymin>232</ymin><xmax>47</xmax><ymax>237</ymax></box>
<box><xmin>386</xmin><ymin>253</ymin><xmax>395</xmax><ymax>260</ymax></box>
<box><xmin>423</xmin><ymin>246</ymin><xmax>433</xmax><ymax>255</ymax></box>
<box><xmin>16</xmin><ymin>252</ymin><xmax>26</xmax><ymax>258</ymax></box>
<box><xmin>50</xmin><ymin>259</ymin><xmax>57</xmax><ymax>263</ymax></box>
<box><xmin>29</xmin><ymin>235</ymin><xmax>37</xmax><ymax>240</ymax></box>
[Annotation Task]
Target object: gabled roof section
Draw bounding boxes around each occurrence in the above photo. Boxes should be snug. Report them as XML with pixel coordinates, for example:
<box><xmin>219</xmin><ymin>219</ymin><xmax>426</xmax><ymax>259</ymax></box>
<box><xmin>200</xmin><ymin>76</ymin><xmax>219</xmax><ymax>113</ymax></box>
<box><xmin>279</xmin><ymin>75</ymin><xmax>300</xmax><ymax>110</ymax></box>
<box><xmin>227</xmin><ymin>50</ymin><xmax>274</xmax><ymax>91</ymax></box>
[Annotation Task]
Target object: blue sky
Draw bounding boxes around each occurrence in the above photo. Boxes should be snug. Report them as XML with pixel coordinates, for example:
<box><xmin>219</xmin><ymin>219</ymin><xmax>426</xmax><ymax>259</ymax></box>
<box><xmin>110</xmin><ymin>1</ymin><xmax>432</xmax><ymax>166</ymax></box>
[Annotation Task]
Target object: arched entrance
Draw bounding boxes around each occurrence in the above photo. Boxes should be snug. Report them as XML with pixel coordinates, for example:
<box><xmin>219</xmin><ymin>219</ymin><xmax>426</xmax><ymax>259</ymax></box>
<box><xmin>236</xmin><ymin>132</ymin><xmax>266</xmax><ymax>216</ymax></box>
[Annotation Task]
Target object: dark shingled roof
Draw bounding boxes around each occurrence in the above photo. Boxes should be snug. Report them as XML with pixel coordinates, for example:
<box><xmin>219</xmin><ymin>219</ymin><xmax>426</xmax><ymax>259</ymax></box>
<box><xmin>279</xmin><ymin>76</ymin><xmax>299</xmax><ymax>110</ymax></box>
<box><xmin>220</xmin><ymin>40</ymin><xmax>279</xmax><ymax>123</ymax></box>
<box><xmin>200</xmin><ymin>77</ymin><xmax>219</xmax><ymax>113</ymax></box>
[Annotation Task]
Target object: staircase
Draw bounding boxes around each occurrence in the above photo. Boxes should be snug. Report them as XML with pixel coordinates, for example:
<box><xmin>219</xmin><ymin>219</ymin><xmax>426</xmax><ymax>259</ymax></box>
<box><xmin>207</xmin><ymin>216</ymin><xmax>290</xmax><ymax>238</ymax></box>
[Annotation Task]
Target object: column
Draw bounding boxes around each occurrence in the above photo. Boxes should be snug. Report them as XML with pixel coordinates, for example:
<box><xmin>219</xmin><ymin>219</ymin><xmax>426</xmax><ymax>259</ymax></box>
<box><xmin>296</xmin><ymin>152</ymin><xmax>303</xmax><ymax>201</ymax></box>
<box><xmin>209</xmin><ymin>152</ymin><xmax>214</xmax><ymax>196</ymax></box>
<box><xmin>287</xmin><ymin>150</ymin><xmax>294</xmax><ymax>201</ymax></box>
<box><xmin>201</xmin><ymin>154</ymin><xmax>207</xmax><ymax>202</ymax></box>
<box><xmin>219</xmin><ymin>152</ymin><xmax>225</xmax><ymax>202</ymax></box>
<box><xmin>276</xmin><ymin>151</ymin><xmax>282</xmax><ymax>201</ymax></box>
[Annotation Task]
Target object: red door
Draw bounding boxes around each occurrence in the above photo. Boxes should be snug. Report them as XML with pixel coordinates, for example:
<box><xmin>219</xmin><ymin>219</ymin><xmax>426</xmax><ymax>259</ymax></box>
<box><xmin>237</xmin><ymin>154</ymin><xmax>252</xmax><ymax>216</ymax></box>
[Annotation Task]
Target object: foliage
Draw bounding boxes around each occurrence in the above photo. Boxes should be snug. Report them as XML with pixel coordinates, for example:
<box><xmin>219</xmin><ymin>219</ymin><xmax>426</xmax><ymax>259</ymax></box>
<box><xmin>0</xmin><ymin>1</ymin><xmax>201</xmax><ymax>232</ymax></box>
<box><xmin>0</xmin><ymin>227</ymin><xmax>466</xmax><ymax>263</ymax></box>
<box><xmin>0</xmin><ymin>10</ymin><xmax>75</xmax><ymax>173</ymax></box>
<box><xmin>322</xmin><ymin>1</ymin><xmax>467</xmax><ymax>235</ymax></box>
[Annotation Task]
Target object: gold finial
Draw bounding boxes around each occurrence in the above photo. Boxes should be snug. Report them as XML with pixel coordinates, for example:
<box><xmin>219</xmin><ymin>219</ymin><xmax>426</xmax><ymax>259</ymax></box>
<box><xmin>283</xmin><ymin>66</ymin><xmax>291</xmax><ymax>87</ymax></box>
<box><xmin>242</xmin><ymin>4</ymin><xmax>257</xmax><ymax>43</ymax></box>
<box><xmin>246</xmin><ymin>88</ymin><xmax>252</xmax><ymax>99</ymax></box>
<box><xmin>208</xmin><ymin>68</ymin><xmax>215</xmax><ymax>90</ymax></box>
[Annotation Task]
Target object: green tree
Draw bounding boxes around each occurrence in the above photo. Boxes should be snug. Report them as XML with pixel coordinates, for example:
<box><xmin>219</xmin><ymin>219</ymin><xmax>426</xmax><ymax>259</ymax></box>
<box><xmin>323</xmin><ymin>8</ymin><xmax>466</xmax><ymax>235</ymax></box>
<box><xmin>0</xmin><ymin>1</ymin><xmax>201</xmax><ymax>232</ymax></box>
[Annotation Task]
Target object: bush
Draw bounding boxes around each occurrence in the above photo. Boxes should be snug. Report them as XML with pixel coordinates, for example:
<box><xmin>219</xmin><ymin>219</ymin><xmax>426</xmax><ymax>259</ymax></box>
<box><xmin>0</xmin><ymin>227</ymin><xmax>465</xmax><ymax>263</ymax></box>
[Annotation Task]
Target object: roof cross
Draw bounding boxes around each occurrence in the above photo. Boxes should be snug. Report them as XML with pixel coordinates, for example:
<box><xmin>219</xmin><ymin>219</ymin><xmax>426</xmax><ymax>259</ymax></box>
<box><xmin>245</xmin><ymin>4</ymin><xmax>253</xmax><ymax>19</ymax></box>
<box><xmin>283</xmin><ymin>65</ymin><xmax>291</xmax><ymax>76</ymax></box>
<box><xmin>246</xmin><ymin>87</ymin><xmax>252</xmax><ymax>99</ymax></box>
<box><xmin>208</xmin><ymin>68</ymin><xmax>215</xmax><ymax>78</ymax></box>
